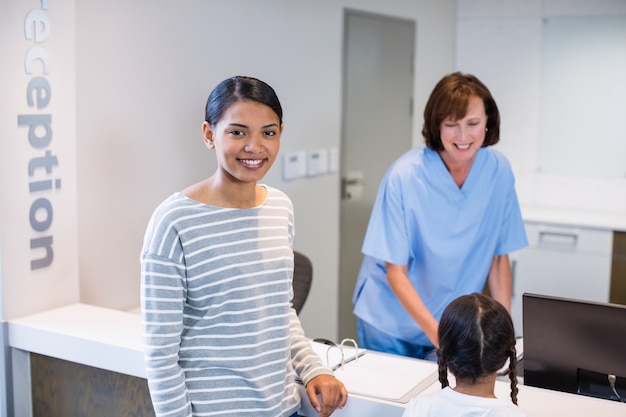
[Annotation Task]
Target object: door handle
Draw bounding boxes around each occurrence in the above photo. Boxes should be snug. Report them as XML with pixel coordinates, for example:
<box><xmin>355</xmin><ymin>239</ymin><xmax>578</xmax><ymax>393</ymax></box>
<box><xmin>343</xmin><ymin>178</ymin><xmax>365</xmax><ymax>186</ymax></box>
<box><xmin>342</xmin><ymin>172</ymin><xmax>366</xmax><ymax>201</ymax></box>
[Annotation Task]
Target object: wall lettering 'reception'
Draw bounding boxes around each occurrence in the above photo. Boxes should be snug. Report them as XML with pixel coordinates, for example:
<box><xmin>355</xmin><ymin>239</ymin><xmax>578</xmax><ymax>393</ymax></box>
<box><xmin>18</xmin><ymin>0</ymin><xmax>58</xmax><ymax>270</ymax></box>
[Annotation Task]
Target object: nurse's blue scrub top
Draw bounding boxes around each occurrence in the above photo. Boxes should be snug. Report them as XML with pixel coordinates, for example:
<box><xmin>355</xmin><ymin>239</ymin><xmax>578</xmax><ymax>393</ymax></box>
<box><xmin>352</xmin><ymin>146</ymin><xmax>528</xmax><ymax>346</ymax></box>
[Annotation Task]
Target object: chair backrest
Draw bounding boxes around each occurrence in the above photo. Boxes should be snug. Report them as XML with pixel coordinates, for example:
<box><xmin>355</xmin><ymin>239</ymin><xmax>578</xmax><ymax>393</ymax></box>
<box><xmin>292</xmin><ymin>251</ymin><xmax>313</xmax><ymax>315</ymax></box>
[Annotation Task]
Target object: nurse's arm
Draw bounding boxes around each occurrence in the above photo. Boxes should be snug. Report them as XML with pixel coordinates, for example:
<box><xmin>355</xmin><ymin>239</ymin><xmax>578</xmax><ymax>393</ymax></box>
<box><xmin>486</xmin><ymin>254</ymin><xmax>512</xmax><ymax>312</ymax></box>
<box><xmin>386</xmin><ymin>262</ymin><xmax>439</xmax><ymax>348</ymax></box>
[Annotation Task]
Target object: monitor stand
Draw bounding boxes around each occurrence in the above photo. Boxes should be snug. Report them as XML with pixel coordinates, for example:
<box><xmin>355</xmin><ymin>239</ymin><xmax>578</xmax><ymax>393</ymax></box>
<box><xmin>577</xmin><ymin>368</ymin><xmax>626</xmax><ymax>403</ymax></box>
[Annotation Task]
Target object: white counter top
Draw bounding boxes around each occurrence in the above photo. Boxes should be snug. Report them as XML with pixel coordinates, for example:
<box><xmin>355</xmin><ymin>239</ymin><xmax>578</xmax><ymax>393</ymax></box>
<box><xmin>8</xmin><ymin>303</ymin><xmax>145</xmax><ymax>378</ymax></box>
<box><xmin>418</xmin><ymin>375</ymin><xmax>626</xmax><ymax>417</ymax></box>
<box><xmin>8</xmin><ymin>303</ymin><xmax>626</xmax><ymax>416</ymax></box>
<box><xmin>514</xmin><ymin>383</ymin><xmax>626</xmax><ymax>416</ymax></box>
<box><xmin>522</xmin><ymin>205</ymin><xmax>626</xmax><ymax>231</ymax></box>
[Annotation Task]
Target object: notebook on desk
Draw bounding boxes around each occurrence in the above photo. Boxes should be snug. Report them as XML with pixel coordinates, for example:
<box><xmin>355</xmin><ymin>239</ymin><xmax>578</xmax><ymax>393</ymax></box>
<box><xmin>309</xmin><ymin>338</ymin><xmax>365</xmax><ymax>370</ymax></box>
<box><xmin>303</xmin><ymin>339</ymin><xmax>438</xmax><ymax>404</ymax></box>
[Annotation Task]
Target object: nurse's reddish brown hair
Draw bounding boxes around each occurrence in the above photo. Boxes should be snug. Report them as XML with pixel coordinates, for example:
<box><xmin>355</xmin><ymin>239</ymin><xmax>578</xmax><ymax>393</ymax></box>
<box><xmin>422</xmin><ymin>72</ymin><xmax>500</xmax><ymax>151</ymax></box>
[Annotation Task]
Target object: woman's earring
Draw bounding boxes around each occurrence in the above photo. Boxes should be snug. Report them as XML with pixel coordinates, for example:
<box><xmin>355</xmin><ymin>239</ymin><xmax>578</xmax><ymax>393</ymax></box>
<box><xmin>485</xmin><ymin>127</ymin><xmax>489</xmax><ymax>132</ymax></box>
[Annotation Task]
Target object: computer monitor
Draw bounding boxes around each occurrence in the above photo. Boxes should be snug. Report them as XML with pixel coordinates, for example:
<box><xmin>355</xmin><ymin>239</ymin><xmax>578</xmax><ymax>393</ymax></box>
<box><xmin>523</xmin><ymin>293</ymin><xmax>626</xmax><ymax>402</ymax></box>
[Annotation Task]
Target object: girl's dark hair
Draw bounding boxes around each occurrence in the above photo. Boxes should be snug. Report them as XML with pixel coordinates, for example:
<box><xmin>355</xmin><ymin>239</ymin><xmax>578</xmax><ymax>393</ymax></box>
<box><xmin>422</xmin><ymin>72</ymin><xmax>500</xmax><ymax>151</ymax></box>
<box><xmin>437</xmin><ymin>293</ymin><xmax>519</xmax><ymax>405</ymax></box>
<box><xmin>205</xmin><ymin>76</ymin><xmax>283</xmax><ymax>126</ymax></box>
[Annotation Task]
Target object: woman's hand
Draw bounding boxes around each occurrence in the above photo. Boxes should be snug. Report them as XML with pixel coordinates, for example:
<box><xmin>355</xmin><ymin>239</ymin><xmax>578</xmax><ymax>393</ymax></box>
<box><xmin>305</xmin><ymin>374</ymin><xmax>348</xmax><ymax>417</ymax></box>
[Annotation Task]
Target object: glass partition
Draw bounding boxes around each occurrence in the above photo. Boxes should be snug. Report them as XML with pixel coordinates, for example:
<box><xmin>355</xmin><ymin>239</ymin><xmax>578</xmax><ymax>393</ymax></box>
<box><xmin>538</xmin><ymin>16</ymin><xmax>626</xmax><ymax>178</ymax></box>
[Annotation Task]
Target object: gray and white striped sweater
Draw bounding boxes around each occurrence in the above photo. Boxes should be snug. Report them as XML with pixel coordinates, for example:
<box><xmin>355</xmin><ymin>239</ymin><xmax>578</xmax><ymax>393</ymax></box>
<box><xmin>141</xmin><ymin>187</ymin><xmax>330</xmax><ymax>417</ymax></box>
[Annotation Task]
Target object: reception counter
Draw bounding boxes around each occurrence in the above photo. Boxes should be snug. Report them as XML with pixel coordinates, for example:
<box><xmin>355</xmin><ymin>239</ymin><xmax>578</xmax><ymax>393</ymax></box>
<box><xmin>7</xmin><ymin>303</ymin><xmax>626</xmax><ymax>416</ymax></box>
<box><xmin>521</xmin><ymin>205</ymin><xmax>626</xmax><ymax>232</ymax></box>
<box><xmin>9</xmin><ymin>303</ymin><xmax>145</xmax><ymax>379</ymax></box>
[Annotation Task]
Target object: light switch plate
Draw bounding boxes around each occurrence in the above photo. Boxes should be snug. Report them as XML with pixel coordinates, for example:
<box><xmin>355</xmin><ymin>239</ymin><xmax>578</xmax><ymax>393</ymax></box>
<box><xmin>283</xmin><ymin>151</ymin><xmax>307</xmax><ymax>180</ymax></box>
<box><xmin>307</xmin><ymin>149</ymin><xmax>328</xmax><ymax>176</ymax></box>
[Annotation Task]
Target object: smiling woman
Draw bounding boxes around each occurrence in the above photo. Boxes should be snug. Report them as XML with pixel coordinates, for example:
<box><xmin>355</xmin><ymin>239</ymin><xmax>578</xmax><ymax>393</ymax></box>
<box><xmin>438</xmin><ymin>96</ymin><xmax>487</xmax><ymax>187</ymax></box>
<box><xmin>197</xmin><ymin>99</ymin><xmax>283</xmax><ymax>205</ymax></box>
<box><xmin>140</xmin><ymin>76</ymin><xmax>347</xmax><ymax>417</ymax></box>
<box><xmin>352</xmin><ymin>72</ymin><xmax>528</xmax><ymax>361</ymax></box>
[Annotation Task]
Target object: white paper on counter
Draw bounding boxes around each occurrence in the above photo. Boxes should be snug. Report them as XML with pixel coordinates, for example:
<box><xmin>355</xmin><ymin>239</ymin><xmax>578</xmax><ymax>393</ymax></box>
<box><xmin>333</xmin><ymin>352</ymin><xmax>438</xmax><ymax>403</ymax></box>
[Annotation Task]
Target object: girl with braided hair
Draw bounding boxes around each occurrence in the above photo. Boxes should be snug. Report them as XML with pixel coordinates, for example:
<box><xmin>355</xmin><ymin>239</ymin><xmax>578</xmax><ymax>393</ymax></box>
<box><xmin>402</xmin><ymin>293</ymin><xmax>530</xmax><ymax>417</ymax></box>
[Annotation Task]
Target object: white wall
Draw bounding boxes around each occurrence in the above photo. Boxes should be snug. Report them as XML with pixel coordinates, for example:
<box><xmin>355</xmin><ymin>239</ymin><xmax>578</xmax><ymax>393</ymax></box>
<box><xmin>2</xmin><ymin>3</ymin><xmax>77</xmax><ymax>412</ymax></box>
<box><xmin>11</xmin><ymin>0</ymin><xmax>624</xmax><ymax>344</ymax></box>
<box><xmin>1</xmin><ymin>0</ymin><xmax>79</xmax><ymax>321</ymax></box>
<box><xmin>456</xmin><ymin>0</ymin><xmax>626</xmax><ymax>216</ymax></box>
<box><xmin>75</xmin><ymin>0</ymin><xmax>457</xmax><ymax>340</ymax></box>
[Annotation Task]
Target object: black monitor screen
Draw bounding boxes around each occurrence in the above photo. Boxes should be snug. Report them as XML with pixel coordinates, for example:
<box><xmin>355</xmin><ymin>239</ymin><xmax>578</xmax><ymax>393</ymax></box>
<box><xmin>523</xmin><ymin>293</ymin><xmax>626</xmax><ymax>402</ymax></box>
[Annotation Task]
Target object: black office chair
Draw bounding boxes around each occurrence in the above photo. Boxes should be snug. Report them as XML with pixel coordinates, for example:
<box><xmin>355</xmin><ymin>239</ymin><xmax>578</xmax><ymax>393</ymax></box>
<box><xmin>292</xmin><ymin>251</ymin><xmax>313</xmax><ymax>315</ymax></box>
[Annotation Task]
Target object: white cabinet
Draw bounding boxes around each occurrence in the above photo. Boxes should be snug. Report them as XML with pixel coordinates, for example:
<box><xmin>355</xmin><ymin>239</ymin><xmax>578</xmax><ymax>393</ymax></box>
<box><xmin>509</xmin><ymin>222</ymin><xmax>613</xmax><ymax>337</ymax></box>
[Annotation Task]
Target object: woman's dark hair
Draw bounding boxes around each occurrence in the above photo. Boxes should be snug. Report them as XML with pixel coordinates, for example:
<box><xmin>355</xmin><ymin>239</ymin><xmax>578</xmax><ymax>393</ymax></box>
<box><xmin>205</xmin><ymin>76</ymin><xmax>283</xmax><ymax>126</ymax></box>
<box><xmin>422</xmin><ymin>72</ymin><xmax>500</xmax><ymax>151</ymax></box>
<box><xmin>437</xmin><ymin>293</ymin><xmax>519</xmax><ymax>405</ymax></box>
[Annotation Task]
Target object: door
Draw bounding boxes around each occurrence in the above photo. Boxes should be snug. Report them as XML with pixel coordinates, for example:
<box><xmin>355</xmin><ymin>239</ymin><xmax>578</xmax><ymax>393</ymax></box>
<box><xmin>338</xmin><ymin>10</ymin><xmax>415</xmax><ymax>339</ymax></box>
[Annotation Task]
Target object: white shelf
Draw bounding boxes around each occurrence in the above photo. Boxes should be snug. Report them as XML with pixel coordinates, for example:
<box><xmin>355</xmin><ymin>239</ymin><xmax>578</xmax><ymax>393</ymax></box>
<box><xmin>522</xmin><ymin>205</ymin><xmax>626</xmax><ymax>232</ymax></box>
<box><xmin>8</xmin><ymin>303</ymin><xmax>145</xmax><ymax>378</ymax></box>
